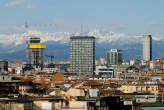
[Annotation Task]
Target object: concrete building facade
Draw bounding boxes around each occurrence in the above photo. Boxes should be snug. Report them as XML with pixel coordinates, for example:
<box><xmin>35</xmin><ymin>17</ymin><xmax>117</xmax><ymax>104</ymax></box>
<box><xmin>142</xmin><ymin>35</ymin><xmax>152</xmax><ymax>61</ymax></box>
<box><xmin>121</xmin><ymin>84</ymin><xmax>158</xmax><ymax>94</ymax></box>
<box><xmin>70</xmin><ymin>36</ymin><xmax>95</xmax><ymax>75</ymax></box>
<box><xmin>106</xmin><ymin>49</ymin><xmax>123</xmax><ymax>65</ymax></box>
<box><xmin>95</xmin><ymin>66</ymin><xmax>114</xmax><ymax>77</ymax></box>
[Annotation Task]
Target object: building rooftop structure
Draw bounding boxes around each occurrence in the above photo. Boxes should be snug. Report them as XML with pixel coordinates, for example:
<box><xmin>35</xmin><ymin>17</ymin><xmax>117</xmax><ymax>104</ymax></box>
<box><xmin>27</xmin><ymin>37</ymin><xmax>46</xmax><ymax>69</ymax></box>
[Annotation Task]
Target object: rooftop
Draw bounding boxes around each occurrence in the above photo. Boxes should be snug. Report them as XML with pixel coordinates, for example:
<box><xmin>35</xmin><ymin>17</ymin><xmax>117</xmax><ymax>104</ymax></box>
<box><xmin>70</xmin><ymin>36</ymin><xmax>95</xmax><ymax>39</ymax></box>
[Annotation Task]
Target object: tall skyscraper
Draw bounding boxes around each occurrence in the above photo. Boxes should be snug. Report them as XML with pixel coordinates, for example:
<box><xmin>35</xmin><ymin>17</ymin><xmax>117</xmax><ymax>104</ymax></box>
<box><xmin>142</xmin><ymin>35</ymin><xmax>152</xmax><ymax>61</ymax></box>
<box><xmin>27</xmin><ymin>37</ymin><xmax>46</xmax><ymax>69</ymax></box>
<box><xmin>106</xmin><ymin>49</ymin><xmax>123</xmax><ymax>65</ymax></box>
<box><xmin>70</xmin><ymin>36</ymin><xmax>95</xmax><ymax>75</ymax></box>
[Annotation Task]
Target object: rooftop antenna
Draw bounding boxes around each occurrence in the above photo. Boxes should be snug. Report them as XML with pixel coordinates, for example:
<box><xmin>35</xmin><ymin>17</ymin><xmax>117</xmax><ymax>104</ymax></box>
<box><xmin>81</xmin><ymin>24</ymin><xmax>83</xmax><ymax>36</ymax></box>
<box><xmin>87</xmin><ymin>24</ymin><xmax>89</xmax><ymax>33</ymax></box>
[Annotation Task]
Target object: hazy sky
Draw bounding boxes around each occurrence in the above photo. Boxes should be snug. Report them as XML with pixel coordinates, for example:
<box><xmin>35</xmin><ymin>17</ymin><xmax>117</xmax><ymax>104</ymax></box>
<box><xmin>1</xmin><ymin>0</ymin><xmax>164</xmax><ymax>37</ymax></box>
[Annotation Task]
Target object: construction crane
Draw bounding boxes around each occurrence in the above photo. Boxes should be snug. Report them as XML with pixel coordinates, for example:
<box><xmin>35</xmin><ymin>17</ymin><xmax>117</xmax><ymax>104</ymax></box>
<box><xmin>25</xmin><ymin>21</ymin><xmax>28</xmax><ymax>44</ymax></box>
<box><xmin>24</xmin><ymin>22</ymin><xmax>57</xmax><ymax>32</ymax></box>
<box><xmin>25</xmin><ymin>22</ymin><xmax>29</xmax><ymax>66</ymax></box>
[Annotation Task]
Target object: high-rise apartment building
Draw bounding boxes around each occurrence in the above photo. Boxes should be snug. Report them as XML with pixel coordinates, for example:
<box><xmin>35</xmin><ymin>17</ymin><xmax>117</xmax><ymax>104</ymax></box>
<box><xmin>27</xmin><ymin>37</ymin><xmax>46</xmax><ymax>69</ymax></box>
<box><xmin>70</xmin><ymin>36</ymin><xmax>95</xmax><ymax>75</ymax></box>
<box><xmin>142</xmin><ymin>35</ymin><xmax>152</xmax><ymax>61</ymax></box>
<box><xmin>106</xmin><ymin>49</ymin><xmax>123</xmax><ymax>65</ymax></box>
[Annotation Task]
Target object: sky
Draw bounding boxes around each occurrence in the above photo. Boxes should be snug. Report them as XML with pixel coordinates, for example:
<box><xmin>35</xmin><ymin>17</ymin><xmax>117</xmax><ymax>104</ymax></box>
<box><xmin>1</xmin><ymin>0</ymin><xmax>164</xmax><ymax>38</ymax></box>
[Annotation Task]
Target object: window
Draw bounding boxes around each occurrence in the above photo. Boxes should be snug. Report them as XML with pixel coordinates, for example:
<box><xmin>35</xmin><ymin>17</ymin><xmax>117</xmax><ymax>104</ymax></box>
<box><xmin>136</xmin><ymin>87</ymin><xmax>139</xmax><ymax>92</ymax></box>
<box><xmin>130</xmin><ymin>87</ymin><xmax>133</xmax><ymax>91</ymax></box>
<box><xmin>146</xmin><ymin>86</ymin><xmax>149</xmax><ymax>92</ymax></box>
<box><xmin>141</xmin><ymin>87</ymin><xmax>144</xmax><ymax>92</ymax></box>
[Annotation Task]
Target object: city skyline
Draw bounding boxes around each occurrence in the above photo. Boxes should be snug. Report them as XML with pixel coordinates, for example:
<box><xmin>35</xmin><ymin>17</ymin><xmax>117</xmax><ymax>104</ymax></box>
<box><xmin>1</xmin><ymin>1</ymin><xmax>164</xmax><ymax>110</ymax></box>
<box><xmin>0</xmin><ymin>0</ymin><xmax>164</xmax><ymax>61</ymax></box>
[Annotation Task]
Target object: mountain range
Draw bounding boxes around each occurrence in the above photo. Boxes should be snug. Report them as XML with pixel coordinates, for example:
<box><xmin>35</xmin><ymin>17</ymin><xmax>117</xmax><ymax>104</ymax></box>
<box><xmin>0</xmin><ymin>29</ymin><xmax>164</xmax><ymax>61</ymax></box>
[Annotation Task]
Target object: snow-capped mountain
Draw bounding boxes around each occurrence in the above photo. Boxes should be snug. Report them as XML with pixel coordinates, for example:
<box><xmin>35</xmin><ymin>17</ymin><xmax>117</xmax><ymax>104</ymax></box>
<box><xmin>0</xmin><ymin>29</ymin><xmax>163</xmax><ymax>61</ymax></box>
<box><xmin>0</xmin><ymin>29</ymin><xmax>143</xmax><ymax>46</ymax></box>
